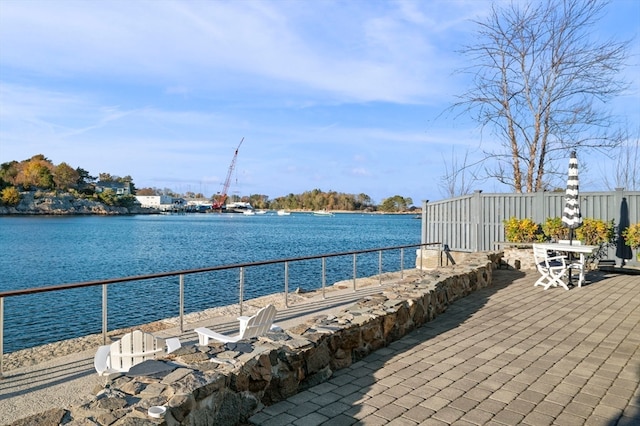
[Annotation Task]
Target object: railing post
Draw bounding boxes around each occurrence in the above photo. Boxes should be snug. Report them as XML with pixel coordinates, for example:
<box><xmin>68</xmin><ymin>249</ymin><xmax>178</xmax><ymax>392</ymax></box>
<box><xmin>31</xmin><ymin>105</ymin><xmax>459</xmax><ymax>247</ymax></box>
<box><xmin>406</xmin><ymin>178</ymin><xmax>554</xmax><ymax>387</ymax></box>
<box><xmin>0</xmin><ymin>296</ymin><xmax>3</xmax><ymax>379</ymax></box>
<box><xmin>438</xmin><ymin>243</ymin><xmax>442</xmax><ymax>268</ymax></box>
<box><xmin>353</xmin><ymin>253</ymin><xmax>357</xmax><ymax>292</ymax></box>
<box><xmin>378</xmin><ymin>250</ymin><xmax>383</xmax><ymax>286</ymax></box>
<box><xmin>239</xmin><ymin>267</ymin><xmax>245</xmax><ymax>316</ymax></box>
<box><xmin>102</xmin><ymin>284</ymin><xmax>107</xmax><ymax>345</ymax></box>
<box><xmin>400</xmin><ymin>248</ymin><xmax>404</xmax><ymax>279</ymax></box>
<box><xmin>321</xmin><ymin>257</ymin><xmax>326</xmax><ymax>299</ymax></box>
<box><xmin>284</xmin><ymin>261</ymin><xmax>289</xmax><ymax>308</ymax></box>
<box><xmin>179</xmin><ymin>274</ymin><xmax>184</xmax><ymax>333</ymax></box>
<box><xmin>419</xmin><ymin>244</ymin><xmax>423</xmax><ymax>271</ymax></box>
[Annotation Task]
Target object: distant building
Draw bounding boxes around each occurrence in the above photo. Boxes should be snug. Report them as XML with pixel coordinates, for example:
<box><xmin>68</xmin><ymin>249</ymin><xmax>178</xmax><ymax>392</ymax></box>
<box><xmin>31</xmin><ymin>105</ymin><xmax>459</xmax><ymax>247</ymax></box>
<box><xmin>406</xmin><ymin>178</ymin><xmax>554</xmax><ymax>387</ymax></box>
<box><xmin>135</xmin><ymin>195</ymin><xmax>174</xmax><ymax>209</ymax></box>
<box><xmin>95</xmin><ymin>181</ymin><xmax>132</xmax><ymax>196</ymax></box>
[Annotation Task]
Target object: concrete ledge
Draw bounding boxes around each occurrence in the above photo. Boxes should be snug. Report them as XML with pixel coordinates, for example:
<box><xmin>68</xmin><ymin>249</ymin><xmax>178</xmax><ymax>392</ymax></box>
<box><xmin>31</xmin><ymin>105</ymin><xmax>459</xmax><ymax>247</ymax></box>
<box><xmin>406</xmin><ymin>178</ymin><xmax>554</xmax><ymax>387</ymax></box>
<box><xmin>25</xmin><ymin>252</ymin><xmax>501</xmax><ymax>426</ymax></box>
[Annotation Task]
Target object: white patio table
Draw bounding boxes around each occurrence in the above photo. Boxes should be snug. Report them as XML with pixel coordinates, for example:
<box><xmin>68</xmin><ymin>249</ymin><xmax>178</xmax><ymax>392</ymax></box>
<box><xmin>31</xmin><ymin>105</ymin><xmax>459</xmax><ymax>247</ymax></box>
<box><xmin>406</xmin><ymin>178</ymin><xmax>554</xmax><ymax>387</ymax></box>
<box><xmin>536</xmin><ymin>242</ymin><xmax>598</xmax><ymax>287</ymax></box>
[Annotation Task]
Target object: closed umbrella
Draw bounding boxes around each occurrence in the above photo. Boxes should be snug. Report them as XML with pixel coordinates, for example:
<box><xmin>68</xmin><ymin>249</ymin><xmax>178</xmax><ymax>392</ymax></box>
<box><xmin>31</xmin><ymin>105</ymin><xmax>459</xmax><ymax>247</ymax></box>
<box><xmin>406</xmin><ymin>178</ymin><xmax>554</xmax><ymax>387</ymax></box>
<box><xmin>562</xmin><ymin>151</ymin><xmax>582</xmax><ymax>243</ymax></box>
<box><xmin>616</xmin><ymin>197</ymin><xmax>632</xmax><ymax>266</ymax></box>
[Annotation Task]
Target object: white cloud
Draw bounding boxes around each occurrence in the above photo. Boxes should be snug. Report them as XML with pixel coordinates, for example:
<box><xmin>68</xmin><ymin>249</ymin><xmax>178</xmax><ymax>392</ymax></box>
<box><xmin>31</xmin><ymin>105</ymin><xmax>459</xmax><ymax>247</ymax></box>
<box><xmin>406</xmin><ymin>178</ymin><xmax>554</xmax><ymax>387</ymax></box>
<box><xmin>0</xmin><ymin>0</ymin><xmax>637</xmax><ymax>202</ymax></box>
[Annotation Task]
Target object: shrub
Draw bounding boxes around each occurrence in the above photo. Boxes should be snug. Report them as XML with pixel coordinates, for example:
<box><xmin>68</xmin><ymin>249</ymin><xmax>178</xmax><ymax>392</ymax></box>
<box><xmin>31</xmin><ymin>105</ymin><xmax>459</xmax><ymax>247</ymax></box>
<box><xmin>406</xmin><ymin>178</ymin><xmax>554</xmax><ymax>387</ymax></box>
<box><xmin>504</xmin><ymin>217</ymin><xmax>543</xmax><ymax>243</ymax></box>
<box><xmin>542</xmin><ymin>217</ymin><xmax>569</xmax><ymax>241</ymax></box>
<box><xmin>575</xmin><ymin>218</ymin><xmax>615</xmax><ymax>245</ymax></box>
<box><xmin>0</xmin><ymin>186</ymin><xmax>20</xmax><ymax>206</ymax></box>
<box><xmin>622</xmin><ymin>223</ymin><xmax>640</xmax><ymax>249</ymax></box>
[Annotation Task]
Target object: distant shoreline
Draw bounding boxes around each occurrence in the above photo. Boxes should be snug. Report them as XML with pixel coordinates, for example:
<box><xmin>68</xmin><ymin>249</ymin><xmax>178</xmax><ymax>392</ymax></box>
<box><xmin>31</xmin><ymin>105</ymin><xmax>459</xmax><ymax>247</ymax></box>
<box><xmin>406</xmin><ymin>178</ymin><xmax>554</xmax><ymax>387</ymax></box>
<box><xmin>0</xmin><ymin>190</ymin><xmax>420</xmax><ymax>216</ymax></box>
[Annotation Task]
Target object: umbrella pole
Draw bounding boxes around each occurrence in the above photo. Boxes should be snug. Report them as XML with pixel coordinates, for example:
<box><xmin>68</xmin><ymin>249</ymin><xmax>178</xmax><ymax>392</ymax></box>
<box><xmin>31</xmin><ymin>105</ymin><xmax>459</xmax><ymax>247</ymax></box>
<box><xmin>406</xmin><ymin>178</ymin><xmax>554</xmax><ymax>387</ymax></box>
<box><xmin>568</xmin><ymin>229</ymin><xmax>574</xmax><ymax>285</ymax></box>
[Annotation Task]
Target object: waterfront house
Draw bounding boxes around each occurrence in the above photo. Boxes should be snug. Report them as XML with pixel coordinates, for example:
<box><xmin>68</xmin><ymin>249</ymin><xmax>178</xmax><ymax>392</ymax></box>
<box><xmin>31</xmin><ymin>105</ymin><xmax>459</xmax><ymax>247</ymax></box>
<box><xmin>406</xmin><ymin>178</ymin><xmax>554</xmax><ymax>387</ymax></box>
<box><xmin>95</xmin><ymin>180</ymin><xmax>132</xmax><ymax>196</ymax></box>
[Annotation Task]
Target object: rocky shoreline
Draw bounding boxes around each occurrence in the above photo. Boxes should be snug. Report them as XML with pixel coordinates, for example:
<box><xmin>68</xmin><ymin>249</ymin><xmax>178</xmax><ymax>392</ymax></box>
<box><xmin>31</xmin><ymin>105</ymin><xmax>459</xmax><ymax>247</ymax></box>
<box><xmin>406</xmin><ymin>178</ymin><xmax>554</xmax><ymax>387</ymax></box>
<box><xmin>0</xmin><ymin>191</ymin><xmax>156</xmax><ymax>215</ymax></box>
<box><xmin>0</xmin><ymin>191</ymin><xmax>421</xmax><ymax>216</ymax></box>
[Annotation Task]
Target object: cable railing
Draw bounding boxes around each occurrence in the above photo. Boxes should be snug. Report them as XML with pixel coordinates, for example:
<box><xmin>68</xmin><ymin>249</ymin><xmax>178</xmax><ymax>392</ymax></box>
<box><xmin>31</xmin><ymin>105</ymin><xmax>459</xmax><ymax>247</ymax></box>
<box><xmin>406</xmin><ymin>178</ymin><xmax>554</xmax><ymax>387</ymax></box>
<box><xmin>0</xmin><ymin>242</ymin><xmax>441</xmax><ymax>377</ymax></box>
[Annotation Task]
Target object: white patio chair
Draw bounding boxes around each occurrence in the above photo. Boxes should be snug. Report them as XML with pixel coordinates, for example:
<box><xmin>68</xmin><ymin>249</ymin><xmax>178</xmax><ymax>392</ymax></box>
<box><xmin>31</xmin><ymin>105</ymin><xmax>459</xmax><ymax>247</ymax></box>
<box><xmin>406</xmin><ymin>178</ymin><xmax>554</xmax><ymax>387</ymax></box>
<box><xmin>195</xmin><ymin>304</ymin><xmax>278</xmax><ymax>345</ymax></box>
<box><xmin>94</xmin><ymin>330</ymin><xmax>181</xmax><ymax>376</ymax></box>
<box><xmin>558</xmin><ymin>240</ymin><xmax>587</xmax><ymax>286</ymax></box>
<box><xmin>532</xmin><ymin>244</ymin><xmax>570</xmax><ymax>290</ymax></box>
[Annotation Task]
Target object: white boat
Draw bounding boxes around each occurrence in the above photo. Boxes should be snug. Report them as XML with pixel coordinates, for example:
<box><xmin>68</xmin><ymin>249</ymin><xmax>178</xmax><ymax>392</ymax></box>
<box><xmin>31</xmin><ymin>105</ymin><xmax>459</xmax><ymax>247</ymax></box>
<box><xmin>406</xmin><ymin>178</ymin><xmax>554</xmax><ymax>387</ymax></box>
<box><xmin>313</xmin><ymin>210</ymin><xmax>334</xmax><ymax>217</ymax></box>
<box><xmin>225</xmin><ymin>201</ymin><xmax>254</xmax><ymax>214</ymax></box>
<box><xmin>277</xmin><ymin>210</ymin><xmax>291</xmax><ymax>216</ymax></box>
<box><xmin>243</xmin><ymin>209</ymin><xmax>256</xmax><ymax>216</ymax></box>
<box><xmin>256</xmin><ymin>210</ymin><xmax>267</xmax><ymax>215</ymax></box>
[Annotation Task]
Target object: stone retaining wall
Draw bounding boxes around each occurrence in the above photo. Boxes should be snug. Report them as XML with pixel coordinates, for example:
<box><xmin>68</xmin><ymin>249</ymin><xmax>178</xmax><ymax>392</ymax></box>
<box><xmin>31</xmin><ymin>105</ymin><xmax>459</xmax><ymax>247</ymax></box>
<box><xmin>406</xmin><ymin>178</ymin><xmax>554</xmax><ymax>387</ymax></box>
<box><xmin>22</xmin><ymin>252</ymin><xmax>502</xmax><ymax>426</ymax></box>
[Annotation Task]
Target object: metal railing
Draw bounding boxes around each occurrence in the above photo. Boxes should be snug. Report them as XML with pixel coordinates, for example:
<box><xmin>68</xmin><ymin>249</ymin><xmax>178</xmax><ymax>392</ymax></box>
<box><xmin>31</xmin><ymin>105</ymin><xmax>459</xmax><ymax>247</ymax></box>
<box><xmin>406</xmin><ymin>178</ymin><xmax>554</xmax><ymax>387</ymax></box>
<box><xmin>0</xmin><ymin>242</ymin><xmax>441</xmax><ymax>377</ymax></box>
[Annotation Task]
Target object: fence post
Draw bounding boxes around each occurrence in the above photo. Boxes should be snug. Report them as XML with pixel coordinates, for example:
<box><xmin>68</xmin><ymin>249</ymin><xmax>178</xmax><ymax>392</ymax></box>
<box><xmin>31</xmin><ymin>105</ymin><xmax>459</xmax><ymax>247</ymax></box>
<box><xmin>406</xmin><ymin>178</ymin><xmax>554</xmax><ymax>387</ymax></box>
<box><xmin>239</xmin><ymin>267</ymin><xmax>245</xmax><ymax>316</ymax></box>
<box><xmin>353</xmin><ymin>253</ymin><xmax>357</xmax><ymax>292</ymax></box>
<box><xmin>284</xmin><ymin>262</ymin><xmax>289</xmax><ymax>308</ymax></box>
<box><xmin>472</xmin><ymin>190</ymin><xmax>483</xmax><ymax>252</ymax></box>
<box><xmin>421</xmin><ymin>200</ymin><xmax>429</xmax><ymax>268</ymax></box>
<box><xmin>400</xmin><ymin>248</ymin><xmax>404</xmax><ymax>279</ymax></box>
<box><xmin>179</xmin><ymin>274</ymin><xmax>184</xmax><ymax>333</ymax></box>
<box><xmin>102</xmin><ymin>284</ymin><xmax>107</xmax><ymax>345</ymax></box>
<box><xmin>321</xmin><ymin>257</ymin><xmax>326</xmax><ymax>299</ymax></box>
<box><xmin>534</xmin><ymin>191</ymin><xmax>546</xmax><ymax>225</ymax></box>
<box><xmin>378</xmin><ymin>251</ymin><xmax>383</xmax><ymax>286</ymax></box>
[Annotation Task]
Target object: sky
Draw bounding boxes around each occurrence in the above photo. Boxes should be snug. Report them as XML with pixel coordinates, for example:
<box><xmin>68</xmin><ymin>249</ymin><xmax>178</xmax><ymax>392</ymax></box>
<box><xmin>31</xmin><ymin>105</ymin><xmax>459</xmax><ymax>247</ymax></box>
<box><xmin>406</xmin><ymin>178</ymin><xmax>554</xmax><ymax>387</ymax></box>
<box><xmin>0</xmin><ymin>0</ymin><xmax>638</xmax><ymax>205</ymax></box>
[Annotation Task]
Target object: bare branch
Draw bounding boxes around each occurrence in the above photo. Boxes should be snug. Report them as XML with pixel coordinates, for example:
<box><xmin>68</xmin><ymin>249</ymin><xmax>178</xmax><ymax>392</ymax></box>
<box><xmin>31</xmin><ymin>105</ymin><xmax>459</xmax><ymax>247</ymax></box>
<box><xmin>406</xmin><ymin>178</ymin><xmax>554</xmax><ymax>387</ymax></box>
<box><xmin>449</xmin><ymin>0</ymin><xmax>631</xmax><ymax>192</ymax></box>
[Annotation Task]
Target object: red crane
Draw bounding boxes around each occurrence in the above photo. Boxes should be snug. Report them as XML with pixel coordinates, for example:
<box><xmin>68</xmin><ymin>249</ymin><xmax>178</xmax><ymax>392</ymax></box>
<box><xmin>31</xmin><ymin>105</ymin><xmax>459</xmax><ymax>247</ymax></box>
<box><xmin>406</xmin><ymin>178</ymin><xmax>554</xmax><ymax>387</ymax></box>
<box><xmin>212</xmin><ymin>137</ymin><xmax>244</xmax><ymax>210</ymax></box>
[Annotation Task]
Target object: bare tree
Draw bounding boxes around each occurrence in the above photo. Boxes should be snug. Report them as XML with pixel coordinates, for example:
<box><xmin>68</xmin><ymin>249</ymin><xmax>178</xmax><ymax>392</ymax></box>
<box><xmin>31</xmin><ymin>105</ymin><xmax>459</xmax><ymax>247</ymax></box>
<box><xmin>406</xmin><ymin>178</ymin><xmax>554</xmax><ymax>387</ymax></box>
<box><xmin>439</xmin><ymin>147</ymin><xmax>482</xmax><ymax>198</ymax></box>
<box><xmin>454</xmin><ymin>0</ymin><xmax>630</xmax><ymax>193</ymax></box>
<box><xmin>602</xmin><ymin>125</ymin><xmax>640</xmax><ymax>191</ymax></box>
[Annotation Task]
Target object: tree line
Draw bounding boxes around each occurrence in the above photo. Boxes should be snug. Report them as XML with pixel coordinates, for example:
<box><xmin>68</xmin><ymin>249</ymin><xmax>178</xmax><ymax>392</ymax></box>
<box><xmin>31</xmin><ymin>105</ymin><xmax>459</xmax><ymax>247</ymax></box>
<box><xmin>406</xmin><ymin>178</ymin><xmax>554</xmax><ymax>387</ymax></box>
<box><xmin>136</xmin><ymin>186</ymin><xmax>414</xmax><ymax>213</ymax></box>
<box><xmin>0</xmin><ymin>154</ymin><xmax>137</xmax><ymax>207</ymax></box>
<box><xmin>0</xmin><ymin>155</ymin><xmax>415</xmax><ymax>212</ymax></box>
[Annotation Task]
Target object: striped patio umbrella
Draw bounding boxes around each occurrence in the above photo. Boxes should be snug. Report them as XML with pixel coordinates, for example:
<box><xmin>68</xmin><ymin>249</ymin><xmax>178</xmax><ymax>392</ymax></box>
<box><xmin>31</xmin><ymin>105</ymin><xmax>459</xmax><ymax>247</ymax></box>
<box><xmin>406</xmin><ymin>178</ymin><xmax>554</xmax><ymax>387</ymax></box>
<box><xmin>562</xmin><ymin>151</ymin><xmax>582</xmax><ymax>244</ymax></box>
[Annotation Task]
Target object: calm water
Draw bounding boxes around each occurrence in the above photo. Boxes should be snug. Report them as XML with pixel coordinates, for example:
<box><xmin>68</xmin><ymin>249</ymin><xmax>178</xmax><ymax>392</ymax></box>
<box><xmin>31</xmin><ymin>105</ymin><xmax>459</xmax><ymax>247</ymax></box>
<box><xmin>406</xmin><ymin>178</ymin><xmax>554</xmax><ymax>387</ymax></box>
<box><xmin>0</xmin><ymin>213</ymin><xmax>420</xmax><ymax>353</ymax></box>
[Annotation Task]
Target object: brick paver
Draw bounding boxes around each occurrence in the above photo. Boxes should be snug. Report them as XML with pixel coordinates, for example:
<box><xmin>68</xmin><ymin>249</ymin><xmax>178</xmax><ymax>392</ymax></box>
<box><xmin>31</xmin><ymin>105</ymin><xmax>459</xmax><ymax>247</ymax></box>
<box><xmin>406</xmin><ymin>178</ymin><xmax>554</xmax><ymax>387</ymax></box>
<box><xmin>249</xmin><ymin>269</ymin><xmax>640</xmax><ymax>425</ymax></box>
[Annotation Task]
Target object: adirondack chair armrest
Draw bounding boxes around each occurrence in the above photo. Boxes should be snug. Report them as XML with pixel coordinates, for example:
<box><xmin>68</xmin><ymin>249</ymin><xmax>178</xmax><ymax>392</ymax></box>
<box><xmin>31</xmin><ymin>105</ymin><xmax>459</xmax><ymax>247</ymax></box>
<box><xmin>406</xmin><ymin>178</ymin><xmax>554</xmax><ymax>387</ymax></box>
<box><xmin>165</xmin><ymin>337</ymin><xmax>181</xmax><ymax>353</ymax></box>
<box><xmin>237</xmin><ymin>316</ymin><xmax>251</xmax><ymax>335</ymax></box>
<box><xmin>195</xmin><ymin>327</ymin><xmax>241</xmax><ymax>345</ymax></box>
<box><xmin>94</xmin><ymin>345</ymin><xmax>113</xmax><ymax>376</ymax></box>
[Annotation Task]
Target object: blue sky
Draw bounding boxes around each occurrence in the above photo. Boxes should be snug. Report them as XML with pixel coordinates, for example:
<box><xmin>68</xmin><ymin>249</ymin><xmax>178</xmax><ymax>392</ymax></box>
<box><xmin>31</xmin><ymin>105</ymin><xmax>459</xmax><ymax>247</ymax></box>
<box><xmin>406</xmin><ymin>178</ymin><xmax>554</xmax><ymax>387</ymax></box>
<box><xmin>1</xmin><ymin>0</ymin><xmax>638</xmax><ymax>205</ymax></box>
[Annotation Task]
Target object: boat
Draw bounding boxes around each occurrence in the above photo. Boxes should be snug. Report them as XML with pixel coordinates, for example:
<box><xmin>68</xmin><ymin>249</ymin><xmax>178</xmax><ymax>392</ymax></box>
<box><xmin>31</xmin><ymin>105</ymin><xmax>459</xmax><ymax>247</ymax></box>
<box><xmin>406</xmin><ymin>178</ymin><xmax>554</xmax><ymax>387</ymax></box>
<box><xmin>243</xmin><ymin>209</ymin><xmax>256</xmax><ymax>216</ymax></box>
<box><xmin>224</xmin><ymin>201</ymin><xmax>254</xmax><ymax>214</ymax></box>
<box><xmin>313</xmin><ymin>210</ymin><xmax>334</xmax><ymax>217</ymax></box>
<box><xmin>256</xmin><ymin>210</ymin><xmax>267</xmax><ymax>215</ymax></box>
<box><xmin>277</xmin><ymin>210</ymin><xmax>291</xmax><ymax>216</ymax></box>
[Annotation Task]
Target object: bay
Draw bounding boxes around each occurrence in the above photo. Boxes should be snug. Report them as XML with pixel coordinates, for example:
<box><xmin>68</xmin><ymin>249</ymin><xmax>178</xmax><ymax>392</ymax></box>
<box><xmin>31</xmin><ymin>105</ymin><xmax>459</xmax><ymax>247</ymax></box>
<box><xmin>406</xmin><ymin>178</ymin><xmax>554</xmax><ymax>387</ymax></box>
<box><xmin>0</xmin><ymin>213</ymin><xmax>420</xmax><ymax>353</ymax></box>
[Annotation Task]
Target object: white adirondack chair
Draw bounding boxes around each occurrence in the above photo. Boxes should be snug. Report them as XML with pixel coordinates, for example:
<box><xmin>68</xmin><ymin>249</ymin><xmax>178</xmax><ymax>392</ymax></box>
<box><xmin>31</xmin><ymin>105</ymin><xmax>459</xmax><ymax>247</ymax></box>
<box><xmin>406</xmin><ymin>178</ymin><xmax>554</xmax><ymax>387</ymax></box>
<box><xmin>94</xmin><ymin>330</ymin><xmax>181</xmax><ymax>376</ymax></box>
<box><xmin>532</xmin><ymin>244</ymin><xmax>570</xmax><ymax>290</ymax></box>
<box><xmin>195</xmin><ymin>304</ymin><xmax>277</xmax><ymax>345</ymax></box>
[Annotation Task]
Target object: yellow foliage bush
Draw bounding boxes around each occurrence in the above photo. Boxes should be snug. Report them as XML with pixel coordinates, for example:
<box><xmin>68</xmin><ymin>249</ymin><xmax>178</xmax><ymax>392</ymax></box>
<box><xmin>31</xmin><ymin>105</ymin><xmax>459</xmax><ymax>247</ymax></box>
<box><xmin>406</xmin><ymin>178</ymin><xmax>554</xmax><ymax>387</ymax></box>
<box><xmin>575</xmin><ymin>218</ymin><xmax>615</xmax><ymax>245</ymax></box>
<box><xmin>622</xmin><ymin>223</ymin><xmax>640</xmax><ymax>249</ymax></box>
<box><xmin>542</xmin><ymin>217</ymin><xmax>569</xmax><ymax>240</ymax></box>
<box><xmin>1</xmin><ymin>186</ymin><xmax>21</xmax><ymax>206</ymax></box>
<box><xmin>504</xmin><ymin>217</ymin><xmax>543</xmax><ymax>243</ymax></box>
